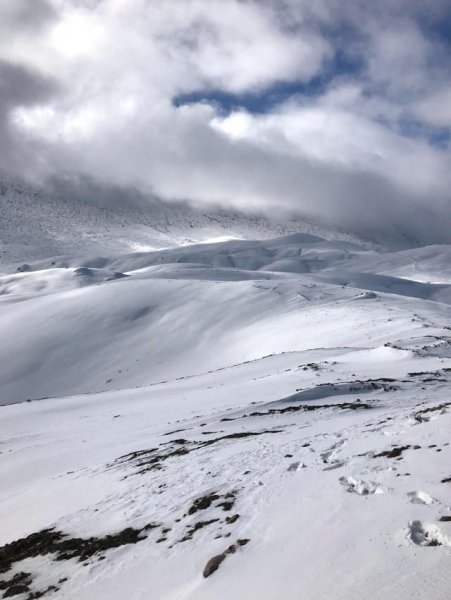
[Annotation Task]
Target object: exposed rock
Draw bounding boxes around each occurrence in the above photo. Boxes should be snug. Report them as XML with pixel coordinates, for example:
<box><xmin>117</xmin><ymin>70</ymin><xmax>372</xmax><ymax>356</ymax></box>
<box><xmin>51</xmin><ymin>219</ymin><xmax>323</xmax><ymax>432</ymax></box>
<box><xmin>203</xmin><ymin>539</ymin><xmax>250</xmax><ymax>578</ymax></box>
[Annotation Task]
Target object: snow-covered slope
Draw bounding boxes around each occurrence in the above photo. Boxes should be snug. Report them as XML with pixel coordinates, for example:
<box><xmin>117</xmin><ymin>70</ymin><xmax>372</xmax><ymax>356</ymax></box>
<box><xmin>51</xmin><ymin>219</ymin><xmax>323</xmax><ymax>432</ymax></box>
<box><xmin>0</xmin><ymin>177</ymin><xmax>365</xmax><ymax>271</ymax></box>
<box><xmin>1</xmin><ymin>232</ymin><xmax>451</xmax><ymax>599</ymax></box>
<box><xmin>2</xmin><ymin>233</ymin><xmax>451</xmax><ymax>404</ymax></box>
<box><xmin>335</xmin><ymin>244</ymin><xmax>451</xmax><ymax>284</ymax></box>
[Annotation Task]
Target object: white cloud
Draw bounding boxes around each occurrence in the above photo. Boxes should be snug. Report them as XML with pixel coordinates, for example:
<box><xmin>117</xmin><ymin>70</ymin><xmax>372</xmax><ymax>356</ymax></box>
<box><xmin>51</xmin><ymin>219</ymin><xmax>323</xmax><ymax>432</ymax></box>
<box><xmin>0</xmin><ymin>0</ymin><xmax>450</xmax><ymax>243</ymax></box>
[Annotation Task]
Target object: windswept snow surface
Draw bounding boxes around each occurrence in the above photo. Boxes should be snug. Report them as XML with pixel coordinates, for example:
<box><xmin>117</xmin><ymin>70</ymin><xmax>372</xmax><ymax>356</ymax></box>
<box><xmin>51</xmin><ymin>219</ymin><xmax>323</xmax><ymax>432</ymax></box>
<box><xmin>1</xmin><ymin>233</ymin><xmax>451</xmax><ymax>599</ymax></box>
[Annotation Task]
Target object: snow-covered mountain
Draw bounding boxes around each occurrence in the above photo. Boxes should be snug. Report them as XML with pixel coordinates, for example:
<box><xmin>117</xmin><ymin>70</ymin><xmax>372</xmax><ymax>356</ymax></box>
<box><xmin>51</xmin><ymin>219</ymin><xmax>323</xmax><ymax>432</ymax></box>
<box><xmin>1</xmin><ymin>225</ymin><xmax>451</xmax><ymax>599</ymax></box>
<box><xmin>0</xmin><ymin>176</ymin><xmax>369</xmax><ymax>271</ymax></box>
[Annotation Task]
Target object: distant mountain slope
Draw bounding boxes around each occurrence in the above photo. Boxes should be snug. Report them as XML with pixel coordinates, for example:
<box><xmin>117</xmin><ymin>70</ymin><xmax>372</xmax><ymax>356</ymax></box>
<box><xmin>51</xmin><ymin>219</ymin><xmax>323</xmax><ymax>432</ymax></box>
<box><xmin>333</xmin><ymin>245</ymin><xmax>451</xmax><ymax>284</ymax></box>
<box><xmin>1</xmin><ymin>232</ymin><xmax>451</xmax><ymax>404</ymax></box>
<box><xmin>0</xmin><ymin>176</ymin><xmax>365</xmax><ymax>271</ymax></box>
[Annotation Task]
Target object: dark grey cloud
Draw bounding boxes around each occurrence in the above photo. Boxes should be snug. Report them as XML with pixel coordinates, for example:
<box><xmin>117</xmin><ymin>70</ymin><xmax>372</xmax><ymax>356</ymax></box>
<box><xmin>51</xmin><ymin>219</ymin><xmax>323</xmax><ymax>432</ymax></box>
<box><xmin>0</xmin><ymin>60</ymin><xmax>57</xmax><ymax>106</ymax></box>
<box><xmin>1</xmin><ymin>0</ymin><xmax>56</xmax><ymax>31</ymax></box>
<box><xmin>0</xmin><ymin>61</ymin><xmax>59</xmax><ymax>175</ymax></box>
<box><xmin>0</xmin><ymin>0</ymin><xmax>59</xmax><ymax>175</ymax></box>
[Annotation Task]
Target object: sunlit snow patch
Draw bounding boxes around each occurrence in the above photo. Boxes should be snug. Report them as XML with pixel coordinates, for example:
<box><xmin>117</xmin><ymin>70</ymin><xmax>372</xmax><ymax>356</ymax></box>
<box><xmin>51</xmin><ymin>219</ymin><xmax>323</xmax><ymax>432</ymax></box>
<box><xmin>198</xmin><ymin>235</ymin><xmax>243</xmax><ymax>244</ymax></box>
<box><xmin>335</xmin><ymin>346</ymin><xmax>412</xmax><ymax>363</ymax></box>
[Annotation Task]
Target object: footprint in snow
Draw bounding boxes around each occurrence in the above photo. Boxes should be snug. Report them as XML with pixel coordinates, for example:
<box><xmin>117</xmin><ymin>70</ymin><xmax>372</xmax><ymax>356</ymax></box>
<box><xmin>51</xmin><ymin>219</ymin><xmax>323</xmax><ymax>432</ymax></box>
<box><xmin>321</xmin><ymin>439</ymin><xmax>347</xmax><ymax>464</ymax></box>
<box><xmin>323</xmin><ymin>459</ymin><xmax>347</xmax><ymax>471</ymax></box>
<box><xmin>407</xmin><ymin>490</ymin><xmax>435</xmax><ymax>505</ymax></box>
<box><xmin>408</xmin><ymin>520</ymin><xmax>450</xmax><ymax>546</ymax></box>
<box><xmin>339</xmin><ymin>476</ymin><xmax>383</xmax><ymax>495</ymax></box>
<box><xmin>287</xmin><ymin>461</ymin><xmax>306</xmax><ymax>472</ymax></box>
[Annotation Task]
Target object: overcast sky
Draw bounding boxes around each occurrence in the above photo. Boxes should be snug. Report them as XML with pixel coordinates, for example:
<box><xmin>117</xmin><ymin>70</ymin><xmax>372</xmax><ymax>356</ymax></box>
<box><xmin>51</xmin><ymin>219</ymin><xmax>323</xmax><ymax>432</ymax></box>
<box><xmin>1</xmin><ymin>0</ymin><xmax>451</xmax><ymax>241</ymax></box>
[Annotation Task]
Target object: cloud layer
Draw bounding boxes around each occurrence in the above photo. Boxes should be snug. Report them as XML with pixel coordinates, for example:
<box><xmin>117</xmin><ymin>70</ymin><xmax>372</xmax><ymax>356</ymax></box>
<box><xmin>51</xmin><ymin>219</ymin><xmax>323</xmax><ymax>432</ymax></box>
<box><xmin>1</xmin><ymin>0</ymin><xmax>450</xmax><ymax>243</ymax></box>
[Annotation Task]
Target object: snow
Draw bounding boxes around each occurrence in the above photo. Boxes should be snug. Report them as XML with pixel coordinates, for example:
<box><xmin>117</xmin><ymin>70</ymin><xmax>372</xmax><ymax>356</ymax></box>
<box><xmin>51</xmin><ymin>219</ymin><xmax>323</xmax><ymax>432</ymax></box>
<box><xmin>0</xmin><ymin>176</ymin><xmax>363</xmax><ymax>271</ymax></box>
<box><xmin>1</xmin><ymin>229</ymin><xmax>451</xmax><ymax>599</ymax></box>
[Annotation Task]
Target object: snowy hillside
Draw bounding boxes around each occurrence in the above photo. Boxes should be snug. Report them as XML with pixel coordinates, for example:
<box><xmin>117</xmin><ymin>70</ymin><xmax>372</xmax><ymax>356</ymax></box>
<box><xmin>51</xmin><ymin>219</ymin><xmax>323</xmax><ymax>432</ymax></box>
<box><xmin>1</xmin><ymin>232</ymin><xmax>451</xmax><ymax>599</ymax></box>
<box><xmin>0</xmin><ymin>177</ymin><xmax>365</xmax><ymax>271</ymax></box>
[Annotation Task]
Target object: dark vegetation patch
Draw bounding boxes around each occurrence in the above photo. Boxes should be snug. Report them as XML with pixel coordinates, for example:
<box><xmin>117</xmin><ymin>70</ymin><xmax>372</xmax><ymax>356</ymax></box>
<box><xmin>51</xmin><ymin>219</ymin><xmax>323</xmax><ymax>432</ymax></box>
<box><xmin>295</xmin><ymin>379</ymin><xmax>398</xmax><ymax>393</ymax></box>
<box><xmin>210</xmin><ymin>432</ymin><xmax>281</xmax><ymax>443</ymax></box>
<box><xmin>180</xmin><ymin>520</ymin><xmax>220</xmax><ymax>543</ymax></box>
<box><xmin>373</xmin><ymin>445</ymin><xmax>421</xmax><ymax>459</ymax></box>
<box><xmin>117</xmin><ymin>447</ymin><xmax>159</xmax><ymax>462</ymax></box>
<box><xmin>0</xmin><ymin>525</ymin><xmax>157</xmax><ymax>572</ymax></box>
<box><xmin>22</xmin><ymin>584</ymin><xmax>59</xmax><ymax>599</ymax></box>
<box><xmin>185</xmin><ymin>490</ymin><xmax>238</xmax><ymax>520</ymax></box>
<box><xmin>246</xmin><ymin>400</ymin><xmax>372</xmax><ymax>418</ymax></box>
<box><xmin>220</xmin><ymin>380</ymin><xmax>398</xmax><ymax>424</ymax></box>
<box><xmin>156</xmin><ymin>526</ymin><xmax>171</xmax><ymax>542</ymax></box>
<box><xmin>299</xmin><ymin>363</ymin><xmax>320</xmax><ymax>371</ymax></box>
<box><xmin>218</xmin><ymin>502</ymin><xmax>234</xmax><ymax>511</ymax></box>
<box><xmin>188</xmin><ymin>493</ymin><xmax>220</xmax><ymax>515</ymax></box>
<box><xmin>219</xmin><ymin>400</ymin><xmax>372</xmax><ymax>423</ymax></box>
<box><xmin>217</xmin><ymin>491</ymin><xmax>237</xmax><ymax>512</ymax></box>
<box><xmin>409</xmin><ymin>368</ymin><xmax>451</xmax><ymax>380</ymax></box>
<box><xmin>0</xmin><ymin>524</ymin><xmax>158</xmax><ymax>598</ymax></box>
<box><xmin>162</xmin><ymin>429</ymin><xmax>188</xmax><ymax>436</ymax></box>
<box><xmin>114</xmin><ymin>430</ymin><xmax>283</xmax><ymax>475</ymax></box>
<box><xmin>347</xmin><ymin>379</ymin><xmax>398</xmax><ymax>391</ymax></box>
<box><xmin>0</xmin><ymin>571</ymin><xmax>33</xmax><ymax>598</ymax></box>
<box><xmin>414</xmin><ymin>402</ymin><xmax>450</xmax><ymax>416</ymax></box>
<box><xmin>409</xmin><ymin>371</ymin><xmax>439</xmax><ymax>377</ymax></box>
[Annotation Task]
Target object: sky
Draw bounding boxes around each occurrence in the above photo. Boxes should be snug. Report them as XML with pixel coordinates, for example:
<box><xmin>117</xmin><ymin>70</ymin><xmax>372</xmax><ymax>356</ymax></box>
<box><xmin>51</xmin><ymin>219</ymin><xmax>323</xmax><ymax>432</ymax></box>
<box><xmin>1</xmin><ymin>0</ymin><xmax>451</xmax><ymax>242</ymax></box>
